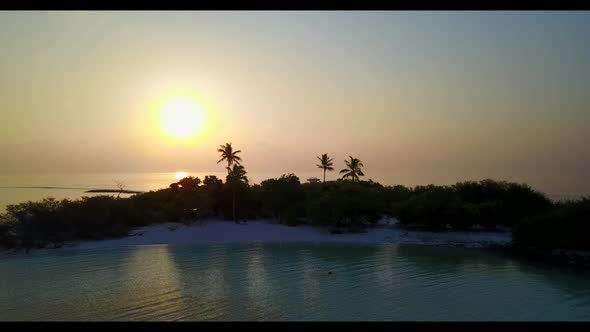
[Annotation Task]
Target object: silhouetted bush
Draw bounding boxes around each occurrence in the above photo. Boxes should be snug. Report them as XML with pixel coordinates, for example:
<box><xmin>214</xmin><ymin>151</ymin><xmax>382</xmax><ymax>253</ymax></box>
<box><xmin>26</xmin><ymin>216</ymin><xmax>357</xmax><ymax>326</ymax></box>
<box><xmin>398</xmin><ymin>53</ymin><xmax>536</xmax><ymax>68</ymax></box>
<box><xmin>512</xmin><ymin>198</ymin><xmax>590</xmax><ymax>250</ymax></box>
<box><xmin>260</xmin><ymin>174</ymin><xmax>305</xmax><ymax>225</ymax></box>
<box><xmin>177</xmin><ymin>176</ymin><xmax>201</xmax><ymax>190</ymax></box>
<box><xmin>303</xmin><ymin>180</ymin><xmax>387</xmax><ymax>229</ymax></box>
<box><xmin>393</xmin><ymin>180</ymin><xmax>552</xmax><ymax>231</ymax></box>
<box><xmin>453</xmin><ymin>180</ymin><xmax>552</xmax><ymax>227</ymax></box>
<box><xmin>0</xmin><ymin>197</ymin><xmax>137</xmax><ymax>249</ymax></box>
<box><xmin>395</xmin><ymin>186</ymin><xmax>462</xmax><ymax>230</ymax></box>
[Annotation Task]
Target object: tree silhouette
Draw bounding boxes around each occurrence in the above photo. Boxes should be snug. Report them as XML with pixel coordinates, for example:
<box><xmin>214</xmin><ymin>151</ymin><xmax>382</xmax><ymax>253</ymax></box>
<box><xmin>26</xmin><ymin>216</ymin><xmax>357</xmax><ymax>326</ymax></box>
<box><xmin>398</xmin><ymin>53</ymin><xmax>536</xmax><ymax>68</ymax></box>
<box><xmin>316</xmin><ymin>153</ymin><xmax>335</xmax><ymax>183</ymax></box>
<box><xmin>340</xmin><ymin>156</ymin><xmax>365</xmax><ymax>181</ymax></box>
<box><xmin>217</xmin><ymin>142</ymin><xmax>242</xmax><ymax>174</ymax></box>
<box><xmin>114</xmin><ymin>180</ymin><xmax>126</xmax><ymax>198</ymax></box>
<box><xmin>178</xmin><ymin>176</ymin><xmax>201</xmax><ymax>190</ymax></box>
<box><xmin>226</xmin><ymin>164</ymin><xmax>248</xmax><ymax>223</ymax></box>
<box><xmin>260</xmin><ymin>174</ymin><xmax>303</xmax><ymax>224</ymax></box>
<box><xmin>203</xmin><ymin>175</ymin><xmax>223</xmax><ymax>189</ymax></box>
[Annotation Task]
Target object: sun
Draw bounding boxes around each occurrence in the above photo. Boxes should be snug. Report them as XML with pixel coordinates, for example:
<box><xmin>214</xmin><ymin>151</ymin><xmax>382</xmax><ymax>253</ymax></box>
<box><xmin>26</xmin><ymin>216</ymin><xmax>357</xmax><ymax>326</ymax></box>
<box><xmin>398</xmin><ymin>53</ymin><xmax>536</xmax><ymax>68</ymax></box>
<box><xmin>160</xmin><ymin>97</ymin><xmax>205</xmax><ymax>140</ymax></box>
<box><xmin>174</xmin><ymin>171</ymin><xmax>188</xmax><ymax>180</ymax></box>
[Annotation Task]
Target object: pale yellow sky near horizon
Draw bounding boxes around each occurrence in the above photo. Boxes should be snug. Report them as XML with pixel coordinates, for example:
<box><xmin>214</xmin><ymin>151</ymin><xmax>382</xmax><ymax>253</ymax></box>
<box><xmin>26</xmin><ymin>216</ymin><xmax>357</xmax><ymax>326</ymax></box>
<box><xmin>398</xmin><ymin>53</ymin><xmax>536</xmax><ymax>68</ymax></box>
<box><xmin>0</xmin><ymin>11</ymin><xmax>589</xmax><ymax>195</ymax></box>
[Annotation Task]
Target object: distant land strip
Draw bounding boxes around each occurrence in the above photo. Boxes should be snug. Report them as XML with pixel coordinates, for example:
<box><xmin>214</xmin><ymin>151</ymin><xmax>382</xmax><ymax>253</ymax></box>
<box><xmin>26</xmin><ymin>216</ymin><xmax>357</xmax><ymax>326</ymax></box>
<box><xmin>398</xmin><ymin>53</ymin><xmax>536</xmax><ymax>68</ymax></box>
<box><xmin>84</xmin><ymin>189</ymin><xmax>144</xmax><ymax>194</ymax></box>
<box><xmin>0</xmin><ymin>186</ymin><xmax>144</xmax><ymax>194</ymax></box>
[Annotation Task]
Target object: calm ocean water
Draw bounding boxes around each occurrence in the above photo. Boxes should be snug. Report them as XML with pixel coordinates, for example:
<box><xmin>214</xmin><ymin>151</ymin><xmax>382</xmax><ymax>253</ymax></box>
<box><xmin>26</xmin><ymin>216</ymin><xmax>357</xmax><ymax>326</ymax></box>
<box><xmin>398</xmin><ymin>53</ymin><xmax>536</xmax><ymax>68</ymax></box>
<box><xmin>1</xmin><ymin>243</ymin><xmax>590</xmax><ymax>321</ymax></box>
<box><xmin>0</xmin><ymin>172</ymin><xmax>581</xmax><ymax>212</ymax></box>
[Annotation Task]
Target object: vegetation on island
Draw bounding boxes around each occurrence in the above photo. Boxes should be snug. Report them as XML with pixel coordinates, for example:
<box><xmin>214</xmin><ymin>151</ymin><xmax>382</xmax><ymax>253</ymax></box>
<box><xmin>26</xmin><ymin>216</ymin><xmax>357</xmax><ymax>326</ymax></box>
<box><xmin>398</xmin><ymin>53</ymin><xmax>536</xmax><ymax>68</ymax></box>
<box><xmin>512</xmin><ymin>198</ymin><xmax>590</xmax><ymax>251</ymax></box>
<box><xmin>0</xmin><ymin>143</ymin><xmax>588</xmax><ymax>254</ymax></box>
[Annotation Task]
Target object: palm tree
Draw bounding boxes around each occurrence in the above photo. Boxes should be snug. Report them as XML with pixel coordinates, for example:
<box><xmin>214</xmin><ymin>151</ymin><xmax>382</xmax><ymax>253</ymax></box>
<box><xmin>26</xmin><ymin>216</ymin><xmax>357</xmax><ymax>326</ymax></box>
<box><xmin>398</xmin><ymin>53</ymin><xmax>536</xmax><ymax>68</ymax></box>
<box><xmin>217</xmin><ymin>143</ymin><xmax>242</xmax><ymax>174</ymax></box>
<box><xmin>340</xmin><ymin>156</ymin><xmax>365</xmax><ymax>181</ymax></box>
<box><xmin>316</xmin><ymin>153</ymin><xmax>334</xmax><ymax>183</ymax></box>
<box><xmin>226</xmin><ymin>164</ymin><xmax>248</xmax><ymax>223</ymax></box>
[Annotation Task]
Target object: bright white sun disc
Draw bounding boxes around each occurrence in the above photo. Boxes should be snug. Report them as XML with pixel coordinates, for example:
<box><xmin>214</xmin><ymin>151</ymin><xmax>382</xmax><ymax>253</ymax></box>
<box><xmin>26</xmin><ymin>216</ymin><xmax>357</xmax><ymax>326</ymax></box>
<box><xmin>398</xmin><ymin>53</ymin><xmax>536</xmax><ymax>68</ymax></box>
<box><xmin>175</xmin><ymin>171</ymin><xmax>188</xmax><ymax>180</ymax></box>
<box><xmin>161</xmin><ymin>98</ymin><xmax>204</xmax><ymax>139</ymax></box>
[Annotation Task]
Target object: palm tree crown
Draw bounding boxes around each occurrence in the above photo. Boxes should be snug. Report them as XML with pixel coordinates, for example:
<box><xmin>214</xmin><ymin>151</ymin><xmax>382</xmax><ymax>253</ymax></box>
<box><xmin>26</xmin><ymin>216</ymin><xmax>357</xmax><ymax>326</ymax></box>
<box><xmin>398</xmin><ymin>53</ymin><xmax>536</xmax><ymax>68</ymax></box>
<box><xmin>226</xmin><ymin>164</ymin><xmax>248</xmax><ymax>186</ymax></box>
<box><xmin>316</xmin><ymin>153</ymin><xmax>334</xmax><ymax>183</ymax></box>
<box><xmin>340</xmin><ymin>156</ymin><xmax>365</xmax><ymax>181</ymax></box>
<box><xmin>217</xmin><ymin>142</ymin><xmax>242</xmax><ymax>173</ymax></box>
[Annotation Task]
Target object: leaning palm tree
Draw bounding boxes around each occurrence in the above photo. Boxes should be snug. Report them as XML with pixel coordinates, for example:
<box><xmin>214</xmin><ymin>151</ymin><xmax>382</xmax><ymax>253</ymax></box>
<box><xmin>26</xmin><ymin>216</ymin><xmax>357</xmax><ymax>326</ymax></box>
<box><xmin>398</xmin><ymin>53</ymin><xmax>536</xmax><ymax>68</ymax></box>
<box><xmin>340</xmin><ymin>156</ymin><xmax>365</xmax><ymax>181</ymax></box>
<box><xmin>217</xmin><ymin>142</ymin><xmax>242</xmax><ymax>174</ymax></box>
<box><xmin>316</xmin><ymin>153</ymin><xmax>335</xmax><ymax>183</ymax></box>
<box><xmin>226</xmin><ymin>164</ymin><xmax>248</xmax><ymax>223</ymax></box>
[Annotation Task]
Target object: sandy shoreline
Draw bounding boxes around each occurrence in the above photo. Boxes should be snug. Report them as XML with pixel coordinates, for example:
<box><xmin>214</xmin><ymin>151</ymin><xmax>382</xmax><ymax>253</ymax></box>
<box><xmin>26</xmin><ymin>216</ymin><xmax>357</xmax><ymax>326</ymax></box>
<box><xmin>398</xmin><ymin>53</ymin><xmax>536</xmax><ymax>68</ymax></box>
<box><xmin>61</xmin><ymin>219</ymin><xmax>511</xmax><ymax>251</ymax></box>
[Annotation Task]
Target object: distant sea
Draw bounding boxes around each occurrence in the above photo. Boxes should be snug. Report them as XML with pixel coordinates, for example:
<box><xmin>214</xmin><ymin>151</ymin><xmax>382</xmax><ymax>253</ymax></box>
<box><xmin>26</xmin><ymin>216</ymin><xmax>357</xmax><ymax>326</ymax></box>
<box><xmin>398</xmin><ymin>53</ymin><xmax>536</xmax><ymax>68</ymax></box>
<box><xmin>0</xmin><ymin>172</ymin><xmax>583</xmax><ymax>212</ymax></box>
<box><xmin>0</xmin><ymin>172</ymin><xmax>216</xmax><ymax>212</ymax></box>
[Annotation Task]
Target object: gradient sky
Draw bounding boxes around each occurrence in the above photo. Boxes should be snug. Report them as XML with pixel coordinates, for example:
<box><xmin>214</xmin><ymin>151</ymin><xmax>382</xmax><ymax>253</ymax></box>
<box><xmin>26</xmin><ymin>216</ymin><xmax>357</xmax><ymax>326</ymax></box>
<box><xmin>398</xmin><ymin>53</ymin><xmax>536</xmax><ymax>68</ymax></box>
<box><xmin>0</xmin><ymin>11</ymin><xmax>589</xmax><ymax>195</ymax></box>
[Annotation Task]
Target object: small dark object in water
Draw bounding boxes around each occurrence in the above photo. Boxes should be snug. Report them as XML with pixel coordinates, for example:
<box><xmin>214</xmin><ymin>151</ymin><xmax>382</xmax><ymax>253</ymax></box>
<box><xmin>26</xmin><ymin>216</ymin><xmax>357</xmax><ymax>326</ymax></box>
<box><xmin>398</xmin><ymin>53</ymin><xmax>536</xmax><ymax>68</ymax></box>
<box><xmin>328</xmin><ymin>271</ymin><xmax>333</xmax><ymax>275</ymax></box>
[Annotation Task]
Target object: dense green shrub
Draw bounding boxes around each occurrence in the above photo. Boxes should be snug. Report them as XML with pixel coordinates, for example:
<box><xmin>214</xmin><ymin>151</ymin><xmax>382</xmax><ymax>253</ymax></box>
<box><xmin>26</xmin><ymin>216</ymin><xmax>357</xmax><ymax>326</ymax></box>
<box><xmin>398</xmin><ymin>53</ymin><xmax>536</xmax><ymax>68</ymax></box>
<box><xmin>0</xmin><ymin>197</ymin><xmax>137</xmax><ymax>249</ymax></box>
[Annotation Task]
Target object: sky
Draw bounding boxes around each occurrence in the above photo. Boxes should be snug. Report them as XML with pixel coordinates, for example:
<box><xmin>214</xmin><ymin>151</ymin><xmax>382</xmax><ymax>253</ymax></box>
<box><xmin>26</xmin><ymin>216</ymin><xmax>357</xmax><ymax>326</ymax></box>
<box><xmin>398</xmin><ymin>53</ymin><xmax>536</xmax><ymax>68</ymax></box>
<box><xmin>0</xmin><ymin>11</ymin><xmax>589</xmax><ymax>195</ymax></box>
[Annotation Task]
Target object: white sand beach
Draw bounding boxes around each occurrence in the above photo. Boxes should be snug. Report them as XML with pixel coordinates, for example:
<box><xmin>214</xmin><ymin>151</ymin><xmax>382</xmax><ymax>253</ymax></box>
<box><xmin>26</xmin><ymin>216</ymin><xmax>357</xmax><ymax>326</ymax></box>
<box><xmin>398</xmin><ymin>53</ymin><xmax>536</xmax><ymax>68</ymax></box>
<box><xmin>70</xmin><ymin>218</ymin><xmax>512</xmax><ymax>250</ymax></box>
